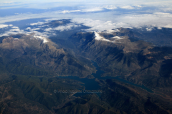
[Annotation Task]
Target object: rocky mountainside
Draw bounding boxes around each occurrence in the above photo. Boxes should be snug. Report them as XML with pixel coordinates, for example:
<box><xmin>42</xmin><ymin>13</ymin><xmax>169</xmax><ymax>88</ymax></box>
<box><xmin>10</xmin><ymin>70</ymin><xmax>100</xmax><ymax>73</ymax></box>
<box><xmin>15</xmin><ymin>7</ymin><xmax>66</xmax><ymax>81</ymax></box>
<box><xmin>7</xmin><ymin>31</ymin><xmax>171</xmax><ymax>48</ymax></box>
<box><xmin>69</xmin><ymin>28</ymin><xmax>172</xmax><ymax>92</ymax></box>
<box><xmin>0</xmin><ymin>34</ymin><xmax>95</xmax><ymax>77</ymax></box>
<box><xmin>0</xmin><ymin>18</ymin><xmax>172</xmax><ymax>113</ymax></box>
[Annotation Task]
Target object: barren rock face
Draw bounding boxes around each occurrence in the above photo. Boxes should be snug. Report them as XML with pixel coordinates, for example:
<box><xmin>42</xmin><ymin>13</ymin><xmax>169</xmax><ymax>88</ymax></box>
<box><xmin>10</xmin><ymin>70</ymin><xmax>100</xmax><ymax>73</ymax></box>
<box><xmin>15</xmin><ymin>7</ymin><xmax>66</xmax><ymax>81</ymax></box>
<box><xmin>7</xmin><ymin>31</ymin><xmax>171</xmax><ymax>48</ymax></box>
<box><xmin>0</xmin><ymin>34</ymin><xmax>95</xmax><ymax>77</ymax></box>
<box><xmin>0</xmin><ymin>37</ymin><xmax>29</xmax><ymax>50</ymax></box>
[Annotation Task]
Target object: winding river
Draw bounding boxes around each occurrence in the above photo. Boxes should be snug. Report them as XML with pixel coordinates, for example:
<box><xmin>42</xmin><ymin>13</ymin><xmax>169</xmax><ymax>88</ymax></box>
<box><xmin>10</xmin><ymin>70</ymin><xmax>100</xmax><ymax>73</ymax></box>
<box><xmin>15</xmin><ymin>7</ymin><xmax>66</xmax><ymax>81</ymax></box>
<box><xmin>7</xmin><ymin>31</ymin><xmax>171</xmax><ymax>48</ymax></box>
<box><xmin>58</xmin><ymin>61</ymin><xmax>153</xmax><ymax>95</ymax></box>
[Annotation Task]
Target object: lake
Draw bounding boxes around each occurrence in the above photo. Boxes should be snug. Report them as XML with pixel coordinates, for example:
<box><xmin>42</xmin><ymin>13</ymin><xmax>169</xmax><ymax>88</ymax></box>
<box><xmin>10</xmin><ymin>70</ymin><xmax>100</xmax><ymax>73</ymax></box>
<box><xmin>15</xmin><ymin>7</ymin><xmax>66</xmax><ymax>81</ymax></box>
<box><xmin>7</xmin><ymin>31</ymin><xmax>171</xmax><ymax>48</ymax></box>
<box><xmin>57</xmin><ymin>61</ymin><xmax>153</xmax><ymax>96</ymax></box>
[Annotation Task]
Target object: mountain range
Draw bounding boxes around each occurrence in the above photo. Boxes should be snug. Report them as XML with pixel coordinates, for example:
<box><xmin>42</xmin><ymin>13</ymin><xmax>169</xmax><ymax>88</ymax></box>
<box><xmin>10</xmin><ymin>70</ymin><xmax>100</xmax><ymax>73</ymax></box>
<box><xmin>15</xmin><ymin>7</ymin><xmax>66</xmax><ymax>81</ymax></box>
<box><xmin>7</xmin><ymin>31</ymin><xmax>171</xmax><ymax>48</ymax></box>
<box><xmin>0</xmin><ymin>19</ymin><xmax>172</xmax><ymax>113</ymax></box>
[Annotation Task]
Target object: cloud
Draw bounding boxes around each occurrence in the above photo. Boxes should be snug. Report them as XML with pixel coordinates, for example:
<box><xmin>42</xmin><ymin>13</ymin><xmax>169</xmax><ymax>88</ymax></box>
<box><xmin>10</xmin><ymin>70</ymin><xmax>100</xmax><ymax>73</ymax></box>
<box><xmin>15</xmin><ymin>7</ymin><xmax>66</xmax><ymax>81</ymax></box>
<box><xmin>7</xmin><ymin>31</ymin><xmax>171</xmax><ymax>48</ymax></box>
<box><xmin>1</xmin><ymin>10</ymin><xmax>172</xmax><ymax>33</ymax></box>
<box><xmin>71</xmin><ymin>10</ymin><xmax>172</xmax><ymax>31</ymax></box>
<box><xmin>120</xmin><ymin>5</ymin><xmax>134</xmax><ymax>9</ymax></box>
<box><xmin>114</xmin><ymin>12</ymin><xmax>172</xmax><ymax>28</ymax></box>
<box><xmin>102</xmin><ymin>29</ymin><xmax>120</xmax><ymax>33</ymax></box>
<box><xmin>59</xmin><ymin>6</ymin><xmax>115</xmax><ymax>14</ymax></box>
<box><xmin>0</xmin><ymin>19</ymin><xmax>83</xmax><ymax>44</ymax></box>
<box><xmin>0</xmin><ymin>2</ymin><xmax>172</xmax><ymax>33</ymax></box>
<box><xmin>146</xmin><ymin>28</ymin><xmax>153</xmax><ymax>31</ymax></box>
<box><xmin>0</xmin><ymin>24</ymin><xmax>9</xmax><ymax>28</ymax></box>
<box><xmin>32</xmin><ymin>28</ymin><xmax>41</xmax><ymax>31</ymax></box>
<box><xmin>10</xmin><ymin>28</ymin><xmax>21</xmax><ymax>32</ymax></box>
<box><xmin>61</xmin><ymin>10</ymin><xmax>81</xmax><ymax>14</ymax></box>
<box><xmin>82</xmin><ymin>7</ymin><xmax>103</xmax><ymax>12</ymax></box>
<box><xmin>32</xmin><ymin>22</ymin><xmax>82</xmax><ymax>34</ymax></box>
<box><xmin>30</xmin><ymin>22</ymin><xmax>46</xmax><ymax>26</ymax></box>
<box><xmin>72</xmin><ymin>18</ymin><xmax>119</xmax><ymax>31</ymax></box>
<box><xmin>2</xmin><ymin>1</ymin><xmax>14</xmax><ymax>4</ymax></box>
<box><xmin>26</xmin><ymin>27</ymin><xmax>31</xmax><ymax>30</ymax></box>
<box><xmin>44</xmin><ymin>28</ymin><xmax>52</xmax><ymax>32</ymax></box>
<box><xmin>0</xmin><ymin>26</ymin><xmax>50</xmax><ymax>43</ymax></box>
<box><xmin>104</xmin><ymin>5</ymin><xmax>117</xmax><ymax>10</ymax></box>
<box><xmin>12</xmin><ymin>26</ymin><xmax>19</xmax><ymax>29</ymax></box>
<box><xmin>54</xmin><ymin>23</ymin><xmax>81</xmax><ymax>31</ymax></box>
<box><xmin>0</xmin><ymin>30</ymin><xmax>24</xmax><ymax>37</ymax></box>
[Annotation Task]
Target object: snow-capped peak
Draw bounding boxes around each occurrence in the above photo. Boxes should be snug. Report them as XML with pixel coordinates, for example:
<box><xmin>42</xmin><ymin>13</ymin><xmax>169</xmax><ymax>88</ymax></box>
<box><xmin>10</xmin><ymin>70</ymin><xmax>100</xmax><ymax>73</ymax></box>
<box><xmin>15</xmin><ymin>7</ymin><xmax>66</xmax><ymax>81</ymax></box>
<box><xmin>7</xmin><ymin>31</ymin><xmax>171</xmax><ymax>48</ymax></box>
<box><xmin>33</xmin><ymin>35</ymin><xmax>49</xmax><ymax>43</ymax></box>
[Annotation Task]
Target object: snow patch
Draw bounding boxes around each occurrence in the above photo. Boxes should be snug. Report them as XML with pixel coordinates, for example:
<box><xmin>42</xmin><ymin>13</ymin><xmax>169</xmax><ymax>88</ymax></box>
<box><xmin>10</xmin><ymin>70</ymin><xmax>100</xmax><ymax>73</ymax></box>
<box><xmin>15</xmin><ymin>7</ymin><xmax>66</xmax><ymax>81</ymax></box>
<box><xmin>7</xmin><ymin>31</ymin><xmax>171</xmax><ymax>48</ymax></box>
<box><xmin>94</xmin><ymin>32</ymin><xmax>104</xmax><ymax>40</ymax></box>
<box><xmin>112</xmin><ymin>36</ymin><xmax>123</xmax><ymax>39</ymax></box>
<box><xmin>33</xmin><ymin>35</ymin><xmax>48</xmax><ymax>43</ymax></box>
<box><xmin>94</xmin><ymin>32</ymin><xmax>123</xmax><ymax>43</ymax></box>
<box><xmin>94</xmin><ymin>32</ymin><xmax>114</xmax><ymax>42</ymax></box>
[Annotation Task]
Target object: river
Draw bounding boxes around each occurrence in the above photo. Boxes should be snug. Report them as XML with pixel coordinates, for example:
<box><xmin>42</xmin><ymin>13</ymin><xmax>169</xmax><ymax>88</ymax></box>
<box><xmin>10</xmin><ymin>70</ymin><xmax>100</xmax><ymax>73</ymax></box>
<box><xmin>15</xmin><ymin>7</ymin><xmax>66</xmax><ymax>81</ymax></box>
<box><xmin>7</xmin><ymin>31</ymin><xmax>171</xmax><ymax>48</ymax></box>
<box><xmin>58</xmin><ymin>61</ymin><xmax>153</xmax><ymax>96</ymax></box>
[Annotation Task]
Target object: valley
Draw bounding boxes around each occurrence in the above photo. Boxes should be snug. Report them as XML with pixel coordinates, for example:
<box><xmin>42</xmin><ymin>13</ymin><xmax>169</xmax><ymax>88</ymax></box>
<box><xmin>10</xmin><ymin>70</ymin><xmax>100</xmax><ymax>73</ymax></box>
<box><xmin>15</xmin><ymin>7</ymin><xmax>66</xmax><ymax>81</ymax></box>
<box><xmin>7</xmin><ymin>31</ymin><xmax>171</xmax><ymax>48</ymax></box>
<box><xmin>0</xmin><ymin>19</ymin><xmax>172</xmax><ymax>113</ymax></box>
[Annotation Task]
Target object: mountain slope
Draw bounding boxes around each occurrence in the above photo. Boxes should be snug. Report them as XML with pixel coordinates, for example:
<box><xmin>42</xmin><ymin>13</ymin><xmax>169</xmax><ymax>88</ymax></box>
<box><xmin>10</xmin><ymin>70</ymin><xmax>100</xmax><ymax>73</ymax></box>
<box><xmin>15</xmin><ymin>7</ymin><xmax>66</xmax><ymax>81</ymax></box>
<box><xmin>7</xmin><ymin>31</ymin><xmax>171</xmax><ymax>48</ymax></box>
<box><xmin>69</xmin><ymin>28</ymin><xmax>172</xmax><ymax>90</ymax></box>
<box><xmin>0</xmin><ymin>34</ymin><xmax>95</xmax><ymax>77</ymax></box>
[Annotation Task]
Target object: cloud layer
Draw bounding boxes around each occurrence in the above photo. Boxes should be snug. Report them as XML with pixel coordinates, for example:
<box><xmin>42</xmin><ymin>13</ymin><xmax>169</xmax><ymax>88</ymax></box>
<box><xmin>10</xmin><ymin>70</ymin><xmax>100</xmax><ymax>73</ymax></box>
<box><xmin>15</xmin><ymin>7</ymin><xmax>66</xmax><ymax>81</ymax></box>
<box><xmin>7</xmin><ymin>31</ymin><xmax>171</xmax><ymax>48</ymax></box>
<box><xmin>0</xmin><ymin>1</ymin><xmax>172</xmax><ymax>38</ymax></box>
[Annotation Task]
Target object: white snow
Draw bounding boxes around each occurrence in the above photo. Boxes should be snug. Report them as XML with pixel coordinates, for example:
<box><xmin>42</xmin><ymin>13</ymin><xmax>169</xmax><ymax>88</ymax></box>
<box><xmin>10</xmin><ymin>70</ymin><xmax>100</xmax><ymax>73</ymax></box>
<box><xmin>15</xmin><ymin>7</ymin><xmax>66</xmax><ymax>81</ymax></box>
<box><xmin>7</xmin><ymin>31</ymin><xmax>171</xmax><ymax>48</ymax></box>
<box><xmin>94</xmin><ymin>31</ymin><xmax>122</xmax><ymax>43</ymax></box>
<box><xmin>33</xmin><ymin>35</ymin><xmax>48</xmax><ymax>43</ymax></box>
<box><xmin>94</xmin><ymin>31</ymin><xmax>104</xmax><ymax>40</ymax></box>
<box><xmin>94</xmin><ymin>32</ymin><xmax>113</xmax><ymax>42</ymax></box>
<box><xmin>112</xmin><ymin>36</ymin><xmax>123</xmax><ymax>39</ymax></box>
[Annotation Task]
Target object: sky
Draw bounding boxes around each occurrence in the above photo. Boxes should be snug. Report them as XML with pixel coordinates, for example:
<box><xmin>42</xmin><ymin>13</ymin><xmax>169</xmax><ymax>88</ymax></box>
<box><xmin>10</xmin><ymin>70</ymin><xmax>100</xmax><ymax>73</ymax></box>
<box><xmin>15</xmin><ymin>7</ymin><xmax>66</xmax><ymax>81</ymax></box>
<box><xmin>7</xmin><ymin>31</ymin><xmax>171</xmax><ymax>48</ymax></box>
<box><xmin>0</xmin><ymin>0</ymin><xmax>171</xmax><ymax>3</ymax></box>
<box><xmin>1</xmin><ymin>0</ymin><xmax>172</xmax><ymax>8</ymax></box>
<box><xmin>0</xmin><ymin>0</ymin><xmax>172</xmax><ymax>38</ymax></box>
